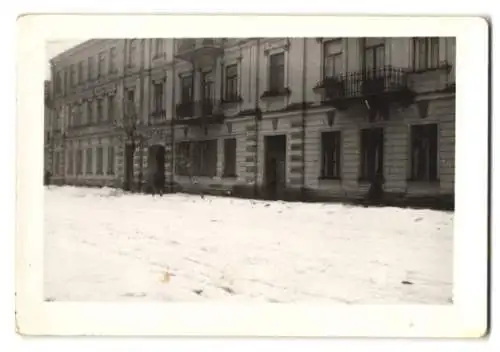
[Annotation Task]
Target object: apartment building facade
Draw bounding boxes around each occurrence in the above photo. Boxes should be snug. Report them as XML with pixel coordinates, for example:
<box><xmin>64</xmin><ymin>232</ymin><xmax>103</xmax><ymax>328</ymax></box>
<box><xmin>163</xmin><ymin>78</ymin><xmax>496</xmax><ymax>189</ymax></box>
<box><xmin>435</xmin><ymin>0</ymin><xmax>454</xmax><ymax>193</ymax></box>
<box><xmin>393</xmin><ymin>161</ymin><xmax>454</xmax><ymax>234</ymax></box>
<box><xmin>47</xmin><ymin>37</ymin><xmax>456</xmax><ymax>207</ymax></box>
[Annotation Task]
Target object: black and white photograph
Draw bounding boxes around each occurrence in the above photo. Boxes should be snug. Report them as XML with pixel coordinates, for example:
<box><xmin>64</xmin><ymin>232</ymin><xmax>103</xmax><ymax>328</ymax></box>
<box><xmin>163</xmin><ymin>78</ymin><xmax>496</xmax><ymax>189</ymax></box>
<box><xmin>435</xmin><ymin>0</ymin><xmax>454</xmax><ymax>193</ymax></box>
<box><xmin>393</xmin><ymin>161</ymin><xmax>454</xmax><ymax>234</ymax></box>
<box><xmin>15</xmin><ymin>14</ymin><xmax>488</xmax><ymax>338</ymax></box>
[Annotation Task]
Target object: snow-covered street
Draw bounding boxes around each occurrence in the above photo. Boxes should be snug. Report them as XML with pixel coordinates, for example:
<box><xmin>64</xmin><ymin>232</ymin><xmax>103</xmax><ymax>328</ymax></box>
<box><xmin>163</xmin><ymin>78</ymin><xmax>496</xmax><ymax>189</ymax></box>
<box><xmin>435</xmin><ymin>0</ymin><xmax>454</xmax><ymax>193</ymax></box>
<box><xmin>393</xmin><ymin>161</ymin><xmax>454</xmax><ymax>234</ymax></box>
<box><xmin>44</xmin><ymin>186</ymin><xmax>453</xmax><ymax>304</ymax></box>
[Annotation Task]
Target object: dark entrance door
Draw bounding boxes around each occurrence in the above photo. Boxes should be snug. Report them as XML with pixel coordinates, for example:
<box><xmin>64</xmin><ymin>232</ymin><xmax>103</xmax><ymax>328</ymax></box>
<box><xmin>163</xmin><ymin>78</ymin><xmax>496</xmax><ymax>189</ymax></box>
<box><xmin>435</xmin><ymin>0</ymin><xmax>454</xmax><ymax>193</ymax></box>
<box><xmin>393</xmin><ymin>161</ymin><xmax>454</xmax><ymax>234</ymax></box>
<box><xmin>148</xmin><ymin>145</ymin><xmax>166</xmax><ymax>194</ymax></box>
<box><xmin>264</xmin><ymin>135</ymin><xmax>287</xmax><ymax>200</ymax></box>
<box><xmin>124</xmin><ymin>143</ymin><xmax>135</xmax><ymax>191</ymax></box>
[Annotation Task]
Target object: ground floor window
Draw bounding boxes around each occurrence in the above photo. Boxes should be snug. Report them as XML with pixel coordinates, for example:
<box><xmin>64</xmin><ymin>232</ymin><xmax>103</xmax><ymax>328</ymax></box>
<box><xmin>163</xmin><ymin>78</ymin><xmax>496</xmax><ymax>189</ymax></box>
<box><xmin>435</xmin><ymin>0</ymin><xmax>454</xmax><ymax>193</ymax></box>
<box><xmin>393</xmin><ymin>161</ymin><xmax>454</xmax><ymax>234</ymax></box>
<box><xmin>107</xmin><ymin>146</ymin><xmax>115</xmax><ymax>175</ymax></box>
<box><xmin>360</xmin><ymin>128</ymin><xmax>384</xmax><ymax>181</ymax></box>
<box><xmin>53</xmin><ymin>151</ymin><xmax>60</xmax><ymax>176</ymax></box>
<box><xmin>96</xmin><ymin>147</ymin><xmax>104</xmax><ymax>175</ymax></box>
<box><xmin>223</xmin><ymin>138</ymin><xmax>237</xmax><ymax>177</ymax></box>
<box><xmin>175</xmin><ymin>140</ymin><xmax>218</xmax><ymax>177</ymax></box>
<box><xmin>175</xmin><ymin>142</ymin><xmax>191</xmax><ymax>176</ymax></box>
<box><xmin>410</xmin><ymin>123</ymin><xmax>438</xmax><ymax>181</ymax></box>
<box><xmin>76</xmin><ymin>149</ymin><xmax>83</xmax><ymax>175</ymax></box>
<box><xmin>86</xmin><ymin>148</ymin><xmax>93</xmax><ymax>175</ymax></box>
<box><xmin>66</xmin><ymin>149</ymin><xmax>74</xmax><ymax>175</ymax></box>
<box><xmin>321</xmin><ymin>131</ymin><xmax>341</xmax><ymax>179</ymax></box>
<box><xmin>193</xmin><ymin>140</ymin><xmax>218</xmax><ymax>177</ymax></box>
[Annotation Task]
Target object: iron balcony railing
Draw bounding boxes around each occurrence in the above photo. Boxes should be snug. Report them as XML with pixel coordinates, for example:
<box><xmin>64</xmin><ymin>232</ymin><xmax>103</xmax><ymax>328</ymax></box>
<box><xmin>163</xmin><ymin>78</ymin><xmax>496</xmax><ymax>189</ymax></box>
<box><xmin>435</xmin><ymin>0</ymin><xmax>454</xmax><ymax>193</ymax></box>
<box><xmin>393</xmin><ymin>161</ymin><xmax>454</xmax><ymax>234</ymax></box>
<box><xmin>175</xmin><ymin>99</ymin><xmax>223</xmax><ymax>120</ymax></box>
<box><xmin>320</xmin><ymin>66</ymin><xmax>410</xmax><ymax>101</ymax></box>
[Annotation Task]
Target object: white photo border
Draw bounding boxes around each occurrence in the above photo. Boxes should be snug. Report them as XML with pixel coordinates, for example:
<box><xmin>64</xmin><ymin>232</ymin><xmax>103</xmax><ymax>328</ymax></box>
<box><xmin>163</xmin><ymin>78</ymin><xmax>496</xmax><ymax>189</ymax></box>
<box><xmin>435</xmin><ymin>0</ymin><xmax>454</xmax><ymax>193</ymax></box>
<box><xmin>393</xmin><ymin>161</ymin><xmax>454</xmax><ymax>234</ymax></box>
<box><xmin>15</xmin><ymin>14</ymin><xmax>489</xmax><ymax>337</ymax></box>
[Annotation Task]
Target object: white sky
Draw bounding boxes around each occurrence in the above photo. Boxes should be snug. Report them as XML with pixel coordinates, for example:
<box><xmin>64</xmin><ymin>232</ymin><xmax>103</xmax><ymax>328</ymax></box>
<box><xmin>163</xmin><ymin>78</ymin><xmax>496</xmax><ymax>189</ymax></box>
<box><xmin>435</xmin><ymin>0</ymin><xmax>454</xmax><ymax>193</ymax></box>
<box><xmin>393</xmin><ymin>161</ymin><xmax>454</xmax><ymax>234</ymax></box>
<box><xmin>45</xmin><ymin>40</ymin><xmax>86</xmax><ymax>79</ymax></box>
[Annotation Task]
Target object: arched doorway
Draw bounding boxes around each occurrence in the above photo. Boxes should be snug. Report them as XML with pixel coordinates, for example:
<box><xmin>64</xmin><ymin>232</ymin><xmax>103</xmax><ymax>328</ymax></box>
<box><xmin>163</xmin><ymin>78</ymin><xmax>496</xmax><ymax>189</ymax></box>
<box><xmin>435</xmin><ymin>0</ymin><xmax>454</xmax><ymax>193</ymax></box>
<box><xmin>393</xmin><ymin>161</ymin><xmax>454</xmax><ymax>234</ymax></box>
<box><xmin>147</xmin><ymin>144</ymin><xmax>166</xmax><ymax>194</ymax></box>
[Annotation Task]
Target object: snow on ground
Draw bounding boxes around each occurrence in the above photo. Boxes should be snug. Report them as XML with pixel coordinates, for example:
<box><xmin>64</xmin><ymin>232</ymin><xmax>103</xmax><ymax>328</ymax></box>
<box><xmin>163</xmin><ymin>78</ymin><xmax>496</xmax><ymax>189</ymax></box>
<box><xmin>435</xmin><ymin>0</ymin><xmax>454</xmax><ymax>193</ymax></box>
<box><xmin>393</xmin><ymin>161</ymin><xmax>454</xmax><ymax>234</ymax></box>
<box><xmin>44</xmin><ymin>186</ymin><xmax>453</xmax><ymax>304</ymax></box>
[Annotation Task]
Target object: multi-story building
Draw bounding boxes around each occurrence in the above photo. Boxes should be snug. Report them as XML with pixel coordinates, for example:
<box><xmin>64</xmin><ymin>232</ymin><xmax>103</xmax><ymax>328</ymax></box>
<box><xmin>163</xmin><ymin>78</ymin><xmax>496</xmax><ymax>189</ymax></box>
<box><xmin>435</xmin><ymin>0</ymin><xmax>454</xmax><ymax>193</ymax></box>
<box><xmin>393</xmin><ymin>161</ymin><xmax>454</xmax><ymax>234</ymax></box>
<box><xmin>47</xmin><ymin>37</ymin><xmax>455</xmax><ymax>208</ymax></box>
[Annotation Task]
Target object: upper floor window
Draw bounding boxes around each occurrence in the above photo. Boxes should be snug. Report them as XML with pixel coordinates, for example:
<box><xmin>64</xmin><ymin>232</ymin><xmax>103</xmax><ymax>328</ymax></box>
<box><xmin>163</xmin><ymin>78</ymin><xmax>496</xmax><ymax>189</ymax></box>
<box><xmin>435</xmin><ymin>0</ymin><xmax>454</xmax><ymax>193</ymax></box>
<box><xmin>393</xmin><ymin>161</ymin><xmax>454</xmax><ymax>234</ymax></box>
<box><xmin>87</xmin><ymin>56</ymin><xmax>94</xmax><ymax>81</ymax></box>
<box><xmin>98</xmin><ymin>52</ymin><xmax>106</xmax><ymax>78</ymax></box>
<box><xmin>109</xmin><ymin>47</ymin><xmax>117</xmax><ymax>73</ymax></box>
<box><xmin>128</xmin><ymin>39</ymin><xmax>137</xmax><ymax>67</ymax></box>
<box><xmin>97</xmin><ymin>99</ymin><xmax>103</xmax><ymax>122</ymax></box>
<box><xmin>153</xmin><ymin>82</ymin><xmax>164</xmax><ymax>113</ymax></box>
<box><xmin>154</xmin><ymin>39</ymin><xmax>164</xmax><ymax>58</ymax></box>
<box><xmin>364</xmin><ymin>38</ymin><xmax>385</xmax><ymax>72</ymax></box>
<box><xmin>70</xmin><ymin>64</ymin><xmax>77</xmax><ymax>86</ymax></box>
<box><xmin>201</xmin><ymin>71</ymin><xmax>214</xmax><ymax>101</ymax></box>
<box><xmin>269</xmin><ymin>52</ymin><xmax>285</xmax><ymax>92</ymax></box>
<box><xmin>107</xmin><ymin>95</ymin><xmax>114</xmax><ymax>121</ymax></box>
<box><xmin>323</xmin><ymin>39</ymin><xmax>343</xmax><ymax>78</ymax></box>
<box><xmin>413</xmin><ymin>37</ymin><xmax>440</xmax><ymax>71</ymax></box>
<box><xmin>56</xmin><ymin>72</ymin><xmax>62</xmax><ymax>93</ymax></box>
<box><xmin>225</xmin><ymin>64</ymin><xmax>238</xmax><ymax>101</ymax></box>
<box><xmin>181</xmin><ymin>75</ymin><xmax>193</xmax><ymax>103</ymax></box>
<box><xmin>78</xmin><ymin>61</ymin><xmax>84</xmax><ymax>83</ymax></box>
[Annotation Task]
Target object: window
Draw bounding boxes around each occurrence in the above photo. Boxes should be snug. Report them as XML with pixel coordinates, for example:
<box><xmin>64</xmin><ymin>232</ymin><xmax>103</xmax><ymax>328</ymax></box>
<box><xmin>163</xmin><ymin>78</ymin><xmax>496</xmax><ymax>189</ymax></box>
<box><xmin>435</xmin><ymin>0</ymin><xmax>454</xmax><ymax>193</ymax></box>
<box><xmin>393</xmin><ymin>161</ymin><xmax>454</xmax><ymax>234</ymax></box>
<box><xmin>109</xmin><ymin>47</ymin><xmax>117</xmax><ymax>73</ymax></box>
<box><xmin>413</xmin><ymin>37</ymin><xmax>440</xmax><ymax>71</ymax></box>
<box><xmin>70</xmin><ymin>65</ymin><xmax>76</xmax><ymax>87</ymax></box>
<box><xmin>154</xmin><ymin>39</ymin><xmax>164</xmax><ymax>57</ymax></box>
<box><xmin>175</xmin><ymin>142</ymin><xmax>191</xmax><ymax>176</ymax></box>
<box><xmin>223</xmin><ymin>138</ymin><xmax>237</xmax><ymax>177</ymax></box>
<box><xmin>67</xmin><ymin>149</ymin><xmax>74</xmax><ymax>175</ymax></box>
<box><xmin>364</xmin><ymin>38</ymin><xmax>385</xmax><ymax>72</ymax></box>
<box><xmin>225</xmin><ymin>65</ymin><xmax>238</xmax><ymax>101</ymax></box>
<box><xmin>87</xmin><ymin>57</ymin><xmax>94</xmax><ymax>81</ymax></box>
<box><xmin>129</xmin><ymin>39</ymin><xmax>137</xmax><ymax>67</ymax></box>
<box><xmin>181</xmin><ymin>75</ymin><xmax>193</xmax><ymax>103</ymax></box>
<box><xmin>76</xmin><ymin>149</ymin><xmax>83</xmax><ymax>175</ymax></box>
<box><xmin>97</xmin><ymin>99</ymin><xmax>103</xmax><ymax>122</ymax></box>
<box><xmin>202</xmin><ymin>71</ymin><xmax>214</xmax><ymax>101</ymax></box>
<box><xmin>78</xmin><ymin>61</ymin><xmax>84</xmax><ymax>83</ymax></box>
<box><xmin>323</xmin><ymin>40</ymin><xmax>343</xmax><ymax>78</ymax></box>
<box><xmin>360</xmin><ymin>128</ymin><xmax>384</xmax><ymax>180</ymax></box>
<box><xmin>269</xmin><ymin>52</ymin><xmax>285</xmax><ymax>92</ymax></box>
<box><xmin>193</xmin><ymin>140</ymin><xmax>218</xmax><ymax>177</ymax></box>
<box><xmin>153</xmin><ymin>82</ymin><xmax>164</xmax><ymax>113</ymax></box>
<box><xmin>107</xmin><ymin>95</ymin><xmax>114</xmax><ymax>121</ymax></box>
<box><xmin>54</xmin><ymin>151</ymin><xmax>60</xmax><ymax>175</ymax></box>
<box><xmin>64</xmin><ymin>70</ymin><xmax>69</xmax><ymax>92</ymax></box>
<box><xmin>107</xmin><ymin>146</ymin><xmax>115</xmax><ymax>175</ymax></box>
<box><xmin>86</xmin><ymin>101</ymin><xmax>93</xmax><ymax>124</ymax></box>
<box><xmin>410</xmin><ymin>124</ymin><xmax>438</xmax><ymax>181</ymax></box>
<box><xmin>86</xmin><ymin>148</ymin><xmax>93</xmax><ymax>175</ymax></box>
<box><xmin>98</xmin><ymin>52</ymin><xmax>106</xmax><ymax>78</ymax></box>
<box><xmin>321</xmin><ymin>131</ymin><xmax>341</xmax><ymax>179</ymax></box>
<box><xmin>127</xmin><ymin>90</ymin><xmax>135</xmax><ymax>103</ymax></box>
<box><xmin>56</xmin><ymin>72</ymin><xmax>62</xmax><ymax>93</ymax></box>
<box><xmin>96</xmin><ymin>147</ymin><xmax>103</xmax><ymax>175</ymax></box>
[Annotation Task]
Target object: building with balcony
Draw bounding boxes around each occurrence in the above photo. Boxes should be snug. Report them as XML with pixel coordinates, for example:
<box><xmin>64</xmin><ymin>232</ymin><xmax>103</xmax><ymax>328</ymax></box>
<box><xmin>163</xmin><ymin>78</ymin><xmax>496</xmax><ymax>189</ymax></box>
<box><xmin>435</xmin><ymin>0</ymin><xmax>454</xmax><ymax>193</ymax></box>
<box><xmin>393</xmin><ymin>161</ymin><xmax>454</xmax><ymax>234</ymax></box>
<box><xmin>47</xmin><ymin>37</ymin><xmax>456</xmax><ymax>208</ymax></box>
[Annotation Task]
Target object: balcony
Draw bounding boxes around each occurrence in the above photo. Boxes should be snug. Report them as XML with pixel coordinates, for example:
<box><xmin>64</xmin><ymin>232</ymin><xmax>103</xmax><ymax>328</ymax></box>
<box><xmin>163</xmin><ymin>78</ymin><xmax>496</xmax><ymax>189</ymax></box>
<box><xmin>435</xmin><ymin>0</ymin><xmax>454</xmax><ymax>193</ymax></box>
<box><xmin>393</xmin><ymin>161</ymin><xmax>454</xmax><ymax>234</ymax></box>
<box><xmin>315</xmin><ymin>66</ymin><xmax>415</xmax><ymax>111</ymax></box>
<box><xmin>174</xmin><ymin>99</ymin><xmax>225</xmax><ymax>126</ymax></box>
<box><xmin>175</xmin><ymin>38</ymin><xmax>224</xmax><ymax>68</ymax></box>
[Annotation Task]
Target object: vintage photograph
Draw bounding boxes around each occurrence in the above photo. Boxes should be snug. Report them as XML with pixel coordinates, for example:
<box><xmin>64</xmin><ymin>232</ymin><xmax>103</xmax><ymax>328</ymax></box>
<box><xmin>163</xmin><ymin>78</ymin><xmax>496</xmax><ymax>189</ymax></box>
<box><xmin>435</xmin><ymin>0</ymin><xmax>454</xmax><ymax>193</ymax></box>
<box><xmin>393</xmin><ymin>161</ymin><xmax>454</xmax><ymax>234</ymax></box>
<box><xmin>42</xmin><ymin>36</ymin><xmax>456</xmax><ymax>304</ymax></box>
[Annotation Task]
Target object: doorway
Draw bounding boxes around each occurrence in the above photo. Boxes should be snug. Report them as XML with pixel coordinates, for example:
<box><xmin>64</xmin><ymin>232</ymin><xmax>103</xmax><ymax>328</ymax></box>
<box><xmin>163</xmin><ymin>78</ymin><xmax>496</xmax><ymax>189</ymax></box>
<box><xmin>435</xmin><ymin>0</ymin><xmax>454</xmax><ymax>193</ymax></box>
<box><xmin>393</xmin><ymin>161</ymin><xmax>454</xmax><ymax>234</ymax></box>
<box><xmin>147</xmin><ymin>145</ymin><xmax>166</xmax><ymax>193</ymax></box>
<box><xmin>124</xmin><ymin>143</ymin><xmax>135</xmax><ymax>191</ymax></box>
<box><xmin>264</xmin><ymin>135</ymin><xmax>287</xmax><ymax>200</ymax></box>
